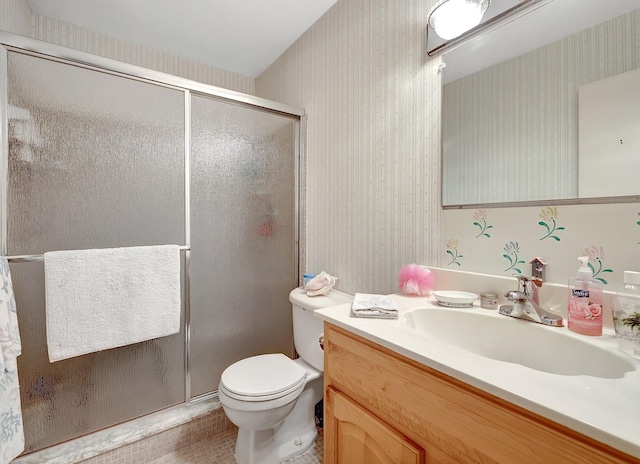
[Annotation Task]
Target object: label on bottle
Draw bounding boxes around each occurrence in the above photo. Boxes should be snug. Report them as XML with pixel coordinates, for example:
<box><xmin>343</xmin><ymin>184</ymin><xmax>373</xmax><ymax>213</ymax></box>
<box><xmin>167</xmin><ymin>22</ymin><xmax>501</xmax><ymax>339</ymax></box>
<box><xmin>572</xmin><ymin>289</ymin><xmax>589</xmax><ymax>298</ymax></box>
<box><xmin>568</xmin><ymin>287</ymin><xmax>603</xmax><ymax>336</ymax></box>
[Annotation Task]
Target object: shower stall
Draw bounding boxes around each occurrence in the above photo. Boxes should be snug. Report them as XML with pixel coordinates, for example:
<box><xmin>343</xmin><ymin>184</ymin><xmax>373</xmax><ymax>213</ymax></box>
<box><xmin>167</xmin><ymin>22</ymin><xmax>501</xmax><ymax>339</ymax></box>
<box><xmin>0</xmin><ymin>32</ymin><xmax>302</xmax><ymax>455</ymax></box>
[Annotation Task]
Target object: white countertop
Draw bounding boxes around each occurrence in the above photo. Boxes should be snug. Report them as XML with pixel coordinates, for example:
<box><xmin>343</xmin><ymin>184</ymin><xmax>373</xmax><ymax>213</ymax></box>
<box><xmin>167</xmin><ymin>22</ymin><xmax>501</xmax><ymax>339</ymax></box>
<box><xmin>314</xmin><ymin>293</ymin><xmax>640</xmax><ymax>459</ymax></box>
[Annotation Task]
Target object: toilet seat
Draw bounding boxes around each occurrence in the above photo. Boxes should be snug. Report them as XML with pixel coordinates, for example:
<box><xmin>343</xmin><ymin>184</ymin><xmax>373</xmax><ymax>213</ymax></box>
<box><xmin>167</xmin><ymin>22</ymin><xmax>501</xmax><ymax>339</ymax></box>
<box><xmin>220</xmin><ymin>353</ymin><xmax>308</xmax><ymax>402</ymax></box>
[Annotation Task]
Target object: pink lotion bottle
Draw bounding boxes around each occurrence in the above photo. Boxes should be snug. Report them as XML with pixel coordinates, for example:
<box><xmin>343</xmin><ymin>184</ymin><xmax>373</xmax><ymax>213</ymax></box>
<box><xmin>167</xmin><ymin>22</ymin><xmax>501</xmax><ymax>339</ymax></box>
<box><xmin>567</xmin><ymin>256</ymin><xmax>604</xmax><ymax>336</ymax></box>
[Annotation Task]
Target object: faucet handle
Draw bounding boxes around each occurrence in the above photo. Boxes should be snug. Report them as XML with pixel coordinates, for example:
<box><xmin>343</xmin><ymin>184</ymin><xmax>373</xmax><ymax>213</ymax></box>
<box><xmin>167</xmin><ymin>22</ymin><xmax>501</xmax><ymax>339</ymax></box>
<box><xmin>512</xmin><ymin>274</ymin><xmax>540</xmax><ymax>304</ymax></box>
<box><xmin>512</xmin><ymin>274</ymin><xmax>531</xmax><ymax>292</ymax></box>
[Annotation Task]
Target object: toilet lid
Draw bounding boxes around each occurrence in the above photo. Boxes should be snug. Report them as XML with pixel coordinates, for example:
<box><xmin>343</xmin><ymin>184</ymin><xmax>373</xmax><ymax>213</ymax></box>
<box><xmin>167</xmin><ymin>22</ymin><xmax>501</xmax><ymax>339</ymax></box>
<box><xmin>220</xmin><ymin>353</ymin><xmax>308</xmax><ymax>399</ymax></box>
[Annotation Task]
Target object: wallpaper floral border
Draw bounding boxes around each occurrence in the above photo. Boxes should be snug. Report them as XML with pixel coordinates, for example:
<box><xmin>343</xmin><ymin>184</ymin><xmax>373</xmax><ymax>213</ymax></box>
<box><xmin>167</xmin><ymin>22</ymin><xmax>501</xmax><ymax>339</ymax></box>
<box><xmin>440</xmin><ymin>203</ymin><xmax>640</xmax><ymax>289</ymax></box>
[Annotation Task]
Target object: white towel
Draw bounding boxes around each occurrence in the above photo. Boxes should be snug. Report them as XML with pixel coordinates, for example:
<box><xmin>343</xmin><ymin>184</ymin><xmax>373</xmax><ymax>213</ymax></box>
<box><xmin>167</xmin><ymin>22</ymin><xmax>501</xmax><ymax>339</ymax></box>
<box><xmin>45</xmin><ymin>245</ymin><xmax>181</xmax><ymax>362</ymax></box>
<box><xmin>351</xmin><ymin>293</ymin><xmax>399</xmax><ymax>319</ymax></box>
<box><xmin>0</xmin><ymin>257</ymin><xmax>25</xmax><ymax>463</ymax></box>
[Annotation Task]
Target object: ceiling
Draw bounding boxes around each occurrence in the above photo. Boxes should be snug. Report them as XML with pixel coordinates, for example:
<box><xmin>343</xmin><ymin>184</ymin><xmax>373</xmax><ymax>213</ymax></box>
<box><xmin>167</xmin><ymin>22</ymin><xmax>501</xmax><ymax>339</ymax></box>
<box><xmin>27</xmin><ymin>0</ymin><xmax>338</xmax><ymax>78</ymax></box>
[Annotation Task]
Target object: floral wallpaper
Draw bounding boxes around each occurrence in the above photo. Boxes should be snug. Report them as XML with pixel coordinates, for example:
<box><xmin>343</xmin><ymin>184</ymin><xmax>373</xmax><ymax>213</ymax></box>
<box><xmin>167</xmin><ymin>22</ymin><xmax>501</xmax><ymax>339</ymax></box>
<box><xmin>538</xmin><ymin>207</ymin><xmax>565</xmax><ymax>242</ymax></box>
<box><xmin>502</xmin><ymin>241</ymin><xmax>525</xmax><ymax>275</ymax></box>
<box><xmin>440</xmin><ymin>203</ymin><xmax>640</xmax><ymax>290</ymax></box>
<box><xmin>473</xmin><ymin>209</ymin><xmax>492</xmax><ymax>238</ymax></box>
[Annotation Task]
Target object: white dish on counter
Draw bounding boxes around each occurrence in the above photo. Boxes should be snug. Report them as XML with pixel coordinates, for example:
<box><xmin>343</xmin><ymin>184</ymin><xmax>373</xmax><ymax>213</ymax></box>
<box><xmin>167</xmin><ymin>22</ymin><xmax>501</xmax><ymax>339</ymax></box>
<box><xmin>432</xmin><ymin>290</ymin><xmax>478</xmax><ymax>307</ymax></box>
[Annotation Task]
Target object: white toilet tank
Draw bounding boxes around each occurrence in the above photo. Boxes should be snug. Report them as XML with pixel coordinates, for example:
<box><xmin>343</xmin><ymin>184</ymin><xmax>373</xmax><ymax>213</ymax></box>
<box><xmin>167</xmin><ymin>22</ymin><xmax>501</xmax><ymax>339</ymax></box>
<box><xmin>289</xmin><ymin>288</ymin><xmax>353</xmax><ymax>371</ymax></box>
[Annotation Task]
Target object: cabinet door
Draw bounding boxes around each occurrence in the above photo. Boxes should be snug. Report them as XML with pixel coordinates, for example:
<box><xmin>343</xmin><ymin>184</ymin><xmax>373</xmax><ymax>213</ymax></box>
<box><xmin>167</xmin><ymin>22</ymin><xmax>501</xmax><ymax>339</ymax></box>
<box><xmin>326</xmin><ymin>387</ymin><xmax>424</xmax><ymax>464</ymax></box>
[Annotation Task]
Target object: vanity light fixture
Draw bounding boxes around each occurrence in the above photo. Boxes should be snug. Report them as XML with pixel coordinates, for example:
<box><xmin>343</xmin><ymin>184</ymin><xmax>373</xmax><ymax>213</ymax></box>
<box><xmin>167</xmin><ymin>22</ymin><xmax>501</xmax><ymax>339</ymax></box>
<box><xmin>428</xmin><ymin>0</ymin><xmax>491</xmax><ymax>40</ymax></box>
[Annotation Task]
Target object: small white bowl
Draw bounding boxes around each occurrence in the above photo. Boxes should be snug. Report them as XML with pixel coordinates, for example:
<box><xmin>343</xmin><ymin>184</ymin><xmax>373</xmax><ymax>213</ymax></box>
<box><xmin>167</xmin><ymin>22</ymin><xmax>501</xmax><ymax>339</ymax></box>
<box><xmin>432</xmin><ymin>290</ymin><xmax>478</xmax><ymax>307</ymax></box>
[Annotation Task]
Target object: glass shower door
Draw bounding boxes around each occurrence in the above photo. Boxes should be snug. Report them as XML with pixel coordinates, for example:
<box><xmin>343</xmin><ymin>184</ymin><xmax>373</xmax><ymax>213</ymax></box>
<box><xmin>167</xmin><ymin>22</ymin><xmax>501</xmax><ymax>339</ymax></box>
<box><xmin>3</xmin><ymin>40</ymin><xmax>302</xmax><ymax>455</ymax></box>
<box><xmin>190</xmin><ymin>94</ymin><xmax>298</xmax><ymax>397</ymax></box>
<box><xmin>6</xmin><ymin>51</ymin><xmax>187</xmax><ymax>453</ymax></box>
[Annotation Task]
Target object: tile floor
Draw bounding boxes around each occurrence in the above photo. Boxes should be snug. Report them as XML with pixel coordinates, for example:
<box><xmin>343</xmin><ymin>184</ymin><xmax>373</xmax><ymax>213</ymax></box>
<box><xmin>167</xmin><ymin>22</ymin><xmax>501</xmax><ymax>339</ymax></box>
<box><xmin>151</xmin><ymin>427</ymin><xmax>323</xmax><ymax>464</ymax></box>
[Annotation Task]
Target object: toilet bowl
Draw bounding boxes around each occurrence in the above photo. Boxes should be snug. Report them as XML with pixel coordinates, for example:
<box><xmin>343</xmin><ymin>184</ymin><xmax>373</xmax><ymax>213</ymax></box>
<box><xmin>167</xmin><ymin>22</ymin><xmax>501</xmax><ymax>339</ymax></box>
<box><xmin>219</xmin><ymin>354</ymin><xmax>322</xmax><ymax>464</ymax></box>
<box><xmin>218</xmin><ymin>288</ymin><xmax>353</xmax><ymax>464</ymax></box>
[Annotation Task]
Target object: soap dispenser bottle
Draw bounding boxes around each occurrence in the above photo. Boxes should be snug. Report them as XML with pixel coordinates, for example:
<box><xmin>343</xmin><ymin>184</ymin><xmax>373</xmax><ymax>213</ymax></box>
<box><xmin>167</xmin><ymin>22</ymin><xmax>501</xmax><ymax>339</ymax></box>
<box><xmin>567</xmin><ymin>256</ymin><xmax>603</xmax><ymax>336</ymax></box>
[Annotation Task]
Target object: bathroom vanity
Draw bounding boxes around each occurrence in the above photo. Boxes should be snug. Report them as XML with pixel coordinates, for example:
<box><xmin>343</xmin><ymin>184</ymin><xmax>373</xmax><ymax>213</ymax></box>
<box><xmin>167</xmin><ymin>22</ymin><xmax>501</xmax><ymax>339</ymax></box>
<box><xmin>316</xmin><ymin>296</ymin><xmax>640</xmax><ymax>463</ymax></box>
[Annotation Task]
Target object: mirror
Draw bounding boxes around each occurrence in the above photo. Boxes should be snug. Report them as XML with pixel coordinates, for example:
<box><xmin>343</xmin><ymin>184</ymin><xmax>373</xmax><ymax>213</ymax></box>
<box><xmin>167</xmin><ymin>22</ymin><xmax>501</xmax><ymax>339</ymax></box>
<box><xmin>441</xmin><ymin>0</ymin><xmax>640</xmax><ymax>207</ymax></box>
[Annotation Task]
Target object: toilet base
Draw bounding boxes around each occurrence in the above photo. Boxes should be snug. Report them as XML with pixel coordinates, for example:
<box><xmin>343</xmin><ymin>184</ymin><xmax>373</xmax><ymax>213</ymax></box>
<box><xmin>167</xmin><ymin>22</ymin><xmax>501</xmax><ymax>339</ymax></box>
<box><xmin>233</xmin><ymin>374</ymin><xmax>323</xmax><ymax>464</ymax></box>
<box><xmin>234</xmin><ymin>423</ymin><xmax>317</xmax><ymax>464</ymax></box>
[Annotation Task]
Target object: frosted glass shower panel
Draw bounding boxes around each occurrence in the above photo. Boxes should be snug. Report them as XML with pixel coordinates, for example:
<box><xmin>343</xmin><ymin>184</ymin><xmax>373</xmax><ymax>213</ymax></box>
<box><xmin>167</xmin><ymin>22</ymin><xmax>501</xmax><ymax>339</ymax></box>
<box><xmin>6</xmin><ymin>52</ymin><xmax>186</xmax><ymax>453</ymax></box>
<box><xmin>7</xmin><ymin>51</ymin><xmax>185</xmax><ymax>253</ymax></box>
<box><xmin>190</xmin><ymin>94</ymin><xmax>298</xmax><ymax>397</ymax></box>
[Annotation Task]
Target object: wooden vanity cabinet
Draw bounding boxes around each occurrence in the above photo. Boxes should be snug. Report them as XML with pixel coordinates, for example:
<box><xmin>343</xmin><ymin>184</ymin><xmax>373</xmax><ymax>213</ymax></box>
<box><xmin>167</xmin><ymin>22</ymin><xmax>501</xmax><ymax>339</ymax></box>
<box><xmin>323</xmin><ymin>323</ymin><xmax>640</xmax><ymax>464</ymax></box>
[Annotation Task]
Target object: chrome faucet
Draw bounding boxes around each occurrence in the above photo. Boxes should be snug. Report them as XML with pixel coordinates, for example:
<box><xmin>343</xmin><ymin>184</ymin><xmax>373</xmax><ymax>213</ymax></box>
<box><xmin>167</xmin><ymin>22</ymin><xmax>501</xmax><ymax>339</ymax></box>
<box><xmin>499</xmin><ymin>276</ymin><xmax>563</xmax><ymax>327</ymax></box>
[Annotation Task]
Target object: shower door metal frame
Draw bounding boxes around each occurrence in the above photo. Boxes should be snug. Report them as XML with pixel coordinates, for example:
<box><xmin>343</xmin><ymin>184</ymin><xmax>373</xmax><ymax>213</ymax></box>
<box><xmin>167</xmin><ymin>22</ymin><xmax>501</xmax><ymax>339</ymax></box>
<box><xmin>0</xmin><ymin>30</ymin><xmax>304</xmax><ymax>405</ymax></box>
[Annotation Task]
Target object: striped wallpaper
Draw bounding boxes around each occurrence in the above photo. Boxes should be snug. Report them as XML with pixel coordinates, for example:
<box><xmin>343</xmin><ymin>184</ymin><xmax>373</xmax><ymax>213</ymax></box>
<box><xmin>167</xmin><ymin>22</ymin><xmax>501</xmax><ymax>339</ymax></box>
<box><xmin>0</xmin><ymin>0</ymin><xmax>30</xmax><ymax>35</ymax></box>
<box><xmin>0</xmin><ymin>0</ymin><xmax>249</xmax><ymax>95</ymax></box>
<box><xmin>29</xmin><ymin>13</ymin><xmax>256</xmax><ymax>95</ymax></box>
<box><xmin>257</xmin><ymin>0</ymin><xmax>442</xmax><ymax>295</ymax></box>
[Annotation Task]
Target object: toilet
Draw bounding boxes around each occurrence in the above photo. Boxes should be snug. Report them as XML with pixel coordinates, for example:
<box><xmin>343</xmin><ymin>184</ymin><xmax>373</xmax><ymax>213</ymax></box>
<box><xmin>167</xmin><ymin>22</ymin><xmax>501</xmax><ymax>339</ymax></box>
<box><xmin>218</xmin><ymin>287</ymin><xmax>353</xmax><ymax>464</ymax></box>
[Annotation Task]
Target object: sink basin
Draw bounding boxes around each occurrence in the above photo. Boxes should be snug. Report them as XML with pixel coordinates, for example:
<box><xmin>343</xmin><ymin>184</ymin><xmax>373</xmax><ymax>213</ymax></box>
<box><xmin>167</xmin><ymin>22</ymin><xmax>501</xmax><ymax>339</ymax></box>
<box><xmin>403</xmin><ymin>306</ymin><xmax>635</xmax><ymax>379</ymax></box>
